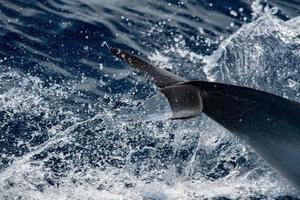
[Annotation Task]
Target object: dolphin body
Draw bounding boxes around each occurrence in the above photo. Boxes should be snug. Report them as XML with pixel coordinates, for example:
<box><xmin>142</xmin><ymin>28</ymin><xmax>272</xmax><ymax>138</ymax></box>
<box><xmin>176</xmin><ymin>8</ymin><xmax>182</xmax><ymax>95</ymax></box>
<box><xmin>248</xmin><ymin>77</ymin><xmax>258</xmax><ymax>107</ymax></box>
<box><xmin>110</xmin><ymin>47</ymin><xmax>300</xmax><ymax>190</ymax></box>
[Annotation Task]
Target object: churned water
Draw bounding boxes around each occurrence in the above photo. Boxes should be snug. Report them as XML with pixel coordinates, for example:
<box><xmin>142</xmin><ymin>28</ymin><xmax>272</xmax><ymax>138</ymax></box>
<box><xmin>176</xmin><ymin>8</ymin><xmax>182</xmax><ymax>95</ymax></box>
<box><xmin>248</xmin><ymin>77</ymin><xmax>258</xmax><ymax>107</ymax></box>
<box><xmin>0</xmin><ymin>0</ymin><xmax>300</xmax><ymax>199</ymax></box>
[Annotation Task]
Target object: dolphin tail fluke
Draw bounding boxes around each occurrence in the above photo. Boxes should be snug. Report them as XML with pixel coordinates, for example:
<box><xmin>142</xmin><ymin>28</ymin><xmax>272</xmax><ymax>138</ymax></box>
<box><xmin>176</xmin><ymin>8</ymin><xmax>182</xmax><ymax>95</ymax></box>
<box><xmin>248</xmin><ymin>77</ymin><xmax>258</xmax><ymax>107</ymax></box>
<box><xmin>110</xmin><ymin>47</ymin><xmax>203</xmax><ymax>119</ymax></box>
<box><xmin>109</xmin><ymin>47</ymin><xmax>186</xmax><ymax>88</ymax></box>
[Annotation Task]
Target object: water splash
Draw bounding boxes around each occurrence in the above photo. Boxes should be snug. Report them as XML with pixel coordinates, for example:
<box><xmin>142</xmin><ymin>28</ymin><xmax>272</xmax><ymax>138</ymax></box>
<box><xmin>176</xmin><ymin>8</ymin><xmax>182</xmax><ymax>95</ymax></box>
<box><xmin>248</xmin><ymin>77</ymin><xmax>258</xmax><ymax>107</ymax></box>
<box><xmin>0</xmin><ymin>0</ymin><xmax>300</xmax><ymax>199</ymax></box>
<box><xmin>203</xmin><ymin>13</ymin><xmax>300</xmax><ymax>101</ymax></box>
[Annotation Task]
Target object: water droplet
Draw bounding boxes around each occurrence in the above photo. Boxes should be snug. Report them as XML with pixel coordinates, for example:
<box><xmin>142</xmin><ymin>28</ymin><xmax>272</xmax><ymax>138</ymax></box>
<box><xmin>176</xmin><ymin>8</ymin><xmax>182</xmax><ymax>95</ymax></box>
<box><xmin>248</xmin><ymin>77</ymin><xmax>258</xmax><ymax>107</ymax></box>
<box><xmin>286</xmin><ymin>77</ymin><xmax>299</xmax><ymax>88</ymax></box>
<box><xmin>230</xmin><ymin>10</ymin><xmax>238</xmax><ymax>17</ymax></box>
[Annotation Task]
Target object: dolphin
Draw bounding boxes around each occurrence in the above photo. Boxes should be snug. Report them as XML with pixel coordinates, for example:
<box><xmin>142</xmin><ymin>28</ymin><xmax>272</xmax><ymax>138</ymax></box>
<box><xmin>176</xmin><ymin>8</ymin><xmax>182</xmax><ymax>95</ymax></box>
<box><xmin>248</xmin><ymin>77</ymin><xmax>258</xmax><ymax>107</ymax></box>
<box><xmin>110</xmin><ymin>47</ymin><xmax>300</xmax><ymax>190</ymax></box>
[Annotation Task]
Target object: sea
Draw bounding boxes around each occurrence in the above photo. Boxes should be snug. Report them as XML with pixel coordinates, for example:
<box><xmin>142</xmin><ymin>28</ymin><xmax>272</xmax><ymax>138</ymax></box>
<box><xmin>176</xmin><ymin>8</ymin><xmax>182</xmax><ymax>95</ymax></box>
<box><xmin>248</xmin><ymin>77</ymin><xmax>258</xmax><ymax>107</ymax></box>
<box><xmin>0</xmin><ymin>0</ymin><xmax>300</xmax><ymax>199</ymax></box>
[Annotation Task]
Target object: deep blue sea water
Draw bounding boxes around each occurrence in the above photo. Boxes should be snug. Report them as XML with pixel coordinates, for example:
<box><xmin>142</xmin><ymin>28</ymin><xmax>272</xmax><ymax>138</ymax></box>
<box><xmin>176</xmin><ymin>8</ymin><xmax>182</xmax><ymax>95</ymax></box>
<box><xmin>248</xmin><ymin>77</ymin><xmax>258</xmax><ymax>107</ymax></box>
<box><xmin>0</xmin><ymin>0</ymin><xmax>300</xmax><ymax>199</ymax></box>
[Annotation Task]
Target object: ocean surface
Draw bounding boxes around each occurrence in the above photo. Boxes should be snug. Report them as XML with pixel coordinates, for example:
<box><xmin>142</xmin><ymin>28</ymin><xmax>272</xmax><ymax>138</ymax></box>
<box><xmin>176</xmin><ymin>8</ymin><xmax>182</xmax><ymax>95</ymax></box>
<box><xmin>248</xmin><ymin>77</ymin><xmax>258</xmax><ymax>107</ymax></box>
<box><xmin>0</xmin><ymin>0</ymin><xmax>300</xmax><ymax>199</ymax></box>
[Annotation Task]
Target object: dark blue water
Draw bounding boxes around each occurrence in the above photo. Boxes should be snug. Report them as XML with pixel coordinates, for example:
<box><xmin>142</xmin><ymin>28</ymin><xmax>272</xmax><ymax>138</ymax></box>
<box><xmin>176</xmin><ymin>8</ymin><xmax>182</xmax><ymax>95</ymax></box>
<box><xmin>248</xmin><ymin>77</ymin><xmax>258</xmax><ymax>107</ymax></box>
<box><xmin>0</xmin><ymin>0</ymin><xmax>300</xmax><ymax>199</ymax></box>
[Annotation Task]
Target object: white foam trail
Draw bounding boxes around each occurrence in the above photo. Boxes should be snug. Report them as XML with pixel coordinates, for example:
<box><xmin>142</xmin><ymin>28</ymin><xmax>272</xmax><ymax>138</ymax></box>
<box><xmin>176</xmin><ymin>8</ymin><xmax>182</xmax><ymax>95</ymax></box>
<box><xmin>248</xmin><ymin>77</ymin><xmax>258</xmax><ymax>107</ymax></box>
<box><xmin>0</xmin><ymin>93</ymin><xmax>172</xmax><ymax>183</ymax></box>
<box><xmin>0</xmin><ymin>112</ymin><xmax>103</xmax><ymax>182</ymax></box>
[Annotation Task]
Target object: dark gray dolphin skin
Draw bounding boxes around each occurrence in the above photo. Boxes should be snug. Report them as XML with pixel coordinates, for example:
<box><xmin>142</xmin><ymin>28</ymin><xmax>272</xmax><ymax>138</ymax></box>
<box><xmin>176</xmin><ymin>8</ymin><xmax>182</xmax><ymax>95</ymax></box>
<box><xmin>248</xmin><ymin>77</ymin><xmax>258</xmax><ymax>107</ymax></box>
<box><xmin>110</xmin><ymin>47</ymin><xmax>300</xmax><ymax>190</ymax></box>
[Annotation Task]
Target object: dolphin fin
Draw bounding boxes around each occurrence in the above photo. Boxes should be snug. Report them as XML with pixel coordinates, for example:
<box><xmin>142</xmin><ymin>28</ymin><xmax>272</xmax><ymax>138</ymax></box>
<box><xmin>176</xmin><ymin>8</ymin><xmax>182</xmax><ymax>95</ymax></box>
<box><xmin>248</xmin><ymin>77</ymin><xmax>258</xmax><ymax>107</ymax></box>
<box><xmin>110</xmin><ymin>47</ymin><xmax>186</xmax><ymax>88</ymax></box>
<box><xmin>110</xmin><ymin>47</ymin><xmax>202</xmax><ymax>119</ymax></box>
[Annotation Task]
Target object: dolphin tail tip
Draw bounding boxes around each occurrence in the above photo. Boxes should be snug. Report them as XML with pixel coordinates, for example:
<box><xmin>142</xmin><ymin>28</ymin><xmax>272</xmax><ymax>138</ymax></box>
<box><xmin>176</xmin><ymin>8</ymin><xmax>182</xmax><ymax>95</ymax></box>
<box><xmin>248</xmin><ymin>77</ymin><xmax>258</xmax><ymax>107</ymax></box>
<box><xmin>109</xmin><ymin>47</ymin><xmax>186</xmax><ymax>87</ymax></box>
<box><xmin>109</xmin><ymin>47</ymin><xmax>120</xmax><ymax>55</ymax></box>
